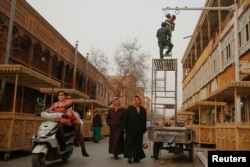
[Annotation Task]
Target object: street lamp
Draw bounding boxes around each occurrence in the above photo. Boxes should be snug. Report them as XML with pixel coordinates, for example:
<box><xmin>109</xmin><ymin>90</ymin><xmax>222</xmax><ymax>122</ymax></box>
<box><xmin>183</xmin><ymin>35</ymin><xmax>192</xmax><ymax>39</ymax></box>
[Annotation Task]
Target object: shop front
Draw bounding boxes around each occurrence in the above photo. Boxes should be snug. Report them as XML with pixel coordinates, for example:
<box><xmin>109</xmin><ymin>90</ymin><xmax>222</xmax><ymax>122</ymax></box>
<box><xmin>208</xmin><ymin>81</ymin><xmax>250</xmax><ymax>150</ymax></box>
<box><xmin>0</xmin><ymin>65</ymin><xmax>61</xmax><ymax>160</ymax></box>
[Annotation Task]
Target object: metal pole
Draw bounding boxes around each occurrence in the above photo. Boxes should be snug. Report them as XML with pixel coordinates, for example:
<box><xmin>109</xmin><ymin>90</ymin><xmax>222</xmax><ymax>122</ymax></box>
<box><xmin>4</xmin><ymin>0</ymin><xmax>17</xmax><ymax>64</ymax></box>
<box><xmin>72</xmin><ymin>41</ymin><xmax>78</xmax><ymax>89</ymax></box>
<box><xmin>162</xmin><ymin>6</ymin><xmax>233</xmax><ymax>11</ymax></box>
<box><xmin>0</xmin><ymin>0</ymin><xmax>17</xmax><ymax>109</ymax></box>
<box><xmin>233</xmin><ymin>3</ymin><xmax>240</xmax><ymax>81</ymax></box>
<box><xmin>85</xmin><ymin>53</ymin><xmax>89</xmax><ymax>94</ymax></box>
<box><xmin>232</xmin><ymin>2</ymin><xmax>241</xmax><ymax>122</ymax></box>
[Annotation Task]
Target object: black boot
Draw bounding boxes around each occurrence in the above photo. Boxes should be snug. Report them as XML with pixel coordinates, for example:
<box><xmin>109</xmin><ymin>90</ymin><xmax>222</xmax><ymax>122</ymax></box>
<box><xmin>134</xmin><ymin>158</ymin><xmax>140</xmax><ymax>163</ymax></box>
<box><xmin>82</xmin><ymin>149</ymin><xmax>89</xmax><ymax>157</ymax></box>
<box><xmin>114</xmin><ymin>154</ymin><xmax>119</xmax><ymax>160</ymax></box>
<box><xmin>128</xmin><ymin>158</ymin><xmax>132</xmax><ymax>164</ymax></box>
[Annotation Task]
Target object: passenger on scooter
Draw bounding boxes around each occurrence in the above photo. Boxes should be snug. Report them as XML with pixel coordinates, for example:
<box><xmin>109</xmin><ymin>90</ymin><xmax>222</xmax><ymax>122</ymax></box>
<box><xmin>45</xmin><ymin>90</ymin><xmax>74</xmax><ymax>153</ymax></box>
<box><xmin>65</xmin><ymin>95</ymin><xmax>90</xmax><ymax>157</ymax></box>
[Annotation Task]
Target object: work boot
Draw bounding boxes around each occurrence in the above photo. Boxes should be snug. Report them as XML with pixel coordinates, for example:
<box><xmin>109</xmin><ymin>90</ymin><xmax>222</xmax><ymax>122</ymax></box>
<box><xmin>82</xmin><ymin>149</ymin><xmax>89</xmax><ymax>157</ymax></box>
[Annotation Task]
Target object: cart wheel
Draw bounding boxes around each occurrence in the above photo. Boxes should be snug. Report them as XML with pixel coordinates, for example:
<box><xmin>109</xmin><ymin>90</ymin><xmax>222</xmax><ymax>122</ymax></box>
<box><xmin>3</xmin><ymin>152</ymin><xmax>10</xmax><ymax>161</ymax></box>
<box><xmin>153</xmin><ymin>142</ymin><xmax>162</xmax><ymax>160</ymax></box>
<box><xmin>188</xmin><ymin>142</ymin><xmax>194</xmax><ymax>162</ymax></box>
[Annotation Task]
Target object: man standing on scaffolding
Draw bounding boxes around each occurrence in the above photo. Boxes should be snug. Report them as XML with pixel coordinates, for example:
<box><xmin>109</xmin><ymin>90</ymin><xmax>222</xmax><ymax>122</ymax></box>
<box><xmin>156</xmin><ymin>22</ymin><xmax>173</xmax><ymax>59</ymax></box>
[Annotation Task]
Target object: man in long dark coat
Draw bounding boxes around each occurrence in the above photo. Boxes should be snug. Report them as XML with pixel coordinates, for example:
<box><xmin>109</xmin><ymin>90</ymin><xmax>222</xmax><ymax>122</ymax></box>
<box><xmin>124</xmin><ymin>95</ymin><xmax>147</xmax><ymax>164</ymax></box>
<box><xmin>106</xmin><ymin>97</ymin><xmax>126</xmax><ymax>160</ymax></box>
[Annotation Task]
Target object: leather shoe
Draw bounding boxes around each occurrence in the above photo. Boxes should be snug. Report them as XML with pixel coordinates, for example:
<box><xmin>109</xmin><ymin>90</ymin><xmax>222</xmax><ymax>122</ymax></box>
<box><xmin>151</xmin><ymin>155</ymin><xmax>158</xmax><ymax>160</ymax></box>
<box><xmin>114</xmin><ymin>155</ymin><xmax>119</xmax><ymax>160</ymax></box>
<box><xmin>134</xmin><ymin>158</ymin><xmax>140</xmax><ymax>163</ymax></box>
<box><xmin>128</xmin><ymin>158</ymin><xmax>132</xmax><ymax>164</ymax></box>
<box><xmin>93</xmin><ymin>140</ymin><xmax>99</xmax><ymax>143</ymax></box>
<box><xmin>82</xmin><ymin>149</ymin><xmax>89</xmax><ymax>157</ymax></box>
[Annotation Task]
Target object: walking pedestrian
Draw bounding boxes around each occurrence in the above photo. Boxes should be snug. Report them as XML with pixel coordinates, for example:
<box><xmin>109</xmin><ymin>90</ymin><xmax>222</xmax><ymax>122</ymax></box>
<box><xmin>124</xmin><ymin>95</ymin><xmax>147</xmax><ymax>164</ymax></box>
<box><xmin>106</xmin><ymin>97</ymin><xmax>126</xmax><ymax>160</ymax></box>
<box><xmin>92</xmin><ymin>108</ymin><xmax>103</xmax><ymax>143</ymax></box>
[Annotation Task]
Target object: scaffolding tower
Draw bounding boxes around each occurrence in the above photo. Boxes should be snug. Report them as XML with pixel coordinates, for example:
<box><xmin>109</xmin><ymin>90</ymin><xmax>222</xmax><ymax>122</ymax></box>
<box><xmin>151</xmin><ymin>58</ymin><xmax>178</xmax><ymax>126</ymax></box>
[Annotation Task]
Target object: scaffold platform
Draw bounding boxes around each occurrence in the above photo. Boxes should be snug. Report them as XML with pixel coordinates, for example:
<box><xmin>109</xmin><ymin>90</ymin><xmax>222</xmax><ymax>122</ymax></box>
<box><xmin>151</xmin><ymin>58</ymin><xmax>178</xmax><ymax>124</ymax></box>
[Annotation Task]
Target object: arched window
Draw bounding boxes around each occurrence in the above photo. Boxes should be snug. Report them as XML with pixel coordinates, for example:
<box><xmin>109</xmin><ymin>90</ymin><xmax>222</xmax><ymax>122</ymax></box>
<box><xmin>12</xmin><ymin>35</ymin><xmax>31</xmax><ymax>62</ymax></box>
<box><xmin>33</xmin><ymin>43</ymin><xmax>42</xmax><ymax>65</ymax></box>
<box><xmin>64</xmin><ymin>64</ymin><xmax>73</xmax><ymax>86</ymax></box>
<box><xmin>57</xmin><ymin>60</ymin><xmax>64</xmax><ymax>80</ymax></box>
<box><xmin>78</xmin><ymin>74</ymin><xmax>84</xmax><ymax>91</ymax></box>
<box><xmin>51</xmin><ymin>55</ymin><xmax>59</xmax><ymax>78</ymax></box>
<box><xmin>41</xmin><ymin>49</ymin><xmax>50</xmax><ymax>62</ymax></box>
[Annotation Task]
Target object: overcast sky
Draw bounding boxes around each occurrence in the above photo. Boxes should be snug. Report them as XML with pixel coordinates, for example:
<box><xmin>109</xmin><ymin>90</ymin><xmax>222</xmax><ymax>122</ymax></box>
<box><xmin>26</xmin><ymin>0</ymin><xmax>206</xmax><ymax>109</ymax></box>
<box><xmin>26</xmin><ymin>0</ymin><xmax>205</xmax><ymax>58</ymax></box>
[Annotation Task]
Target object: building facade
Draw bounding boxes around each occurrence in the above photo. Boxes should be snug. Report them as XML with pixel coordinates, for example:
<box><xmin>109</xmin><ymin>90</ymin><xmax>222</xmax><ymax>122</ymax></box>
<box><xmin>0</xmin><ymin>1</ymin><xmax>149</xmax><ymax>159</ymax></box>
<box><xmin>0</xmin><ymin>0</ymin><xmax>112</xmax><ymax>159</ymax></box>
<box><xmin>0</xmin><ymin>0</ymin><xmax>113</xmax><ymax>110</ymax></box>
<box><xmin>182</xmin><ymin>0</ymin><xmax>250</xmax><ymax>150</ymax></box>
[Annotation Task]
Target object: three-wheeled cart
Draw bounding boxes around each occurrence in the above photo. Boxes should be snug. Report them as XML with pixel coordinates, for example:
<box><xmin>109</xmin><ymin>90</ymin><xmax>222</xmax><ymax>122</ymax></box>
<box><xmin>148</xmin><ymin>126</ymin><xmax>195</xmax><ymax>162</ymax></box>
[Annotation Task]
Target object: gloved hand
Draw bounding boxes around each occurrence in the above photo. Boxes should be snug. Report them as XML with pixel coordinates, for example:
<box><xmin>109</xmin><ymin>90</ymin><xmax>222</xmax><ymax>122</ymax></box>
<box><xmin>62</xmin><ymin>114</ymin><xmax>69</xmax><ymax>118</ymax></box>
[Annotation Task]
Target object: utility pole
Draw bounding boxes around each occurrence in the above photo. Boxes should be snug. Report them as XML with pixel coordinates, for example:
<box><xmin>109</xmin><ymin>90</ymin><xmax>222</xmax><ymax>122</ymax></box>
<box><xmin>85</xmin><ymin>53</ymin><xmax>89</xmax><ymax>94</ymax></box>
<box><xmin>163</xmin><ymin>2</ymin><xmax>241</xmax><ymax>122</ymax></box>
<box><xmin>72</xmin><ymin>41</ymin><xmax>78</xmax><ymax>89</ymax></box>
<box><xmin>4</xmin><ymin>0</ymin><xmax>17</xmax><ymax>64</ymax></box>
<box><xmin>0</xmin><ymin>0</ymin><xmax>17</xmax><ymax>108</ymax></box>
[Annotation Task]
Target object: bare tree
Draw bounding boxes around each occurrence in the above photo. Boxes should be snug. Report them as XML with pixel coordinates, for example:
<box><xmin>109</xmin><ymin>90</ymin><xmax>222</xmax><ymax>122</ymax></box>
<box><xmin>111</xmin><ymin>39</ymin><xmax>150</xmax><ymax>98</ymax></box>
<box><xmin>88</xmin><ymin>47</ymin><xmax>109</xmax><ymax>77</ymax></box>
